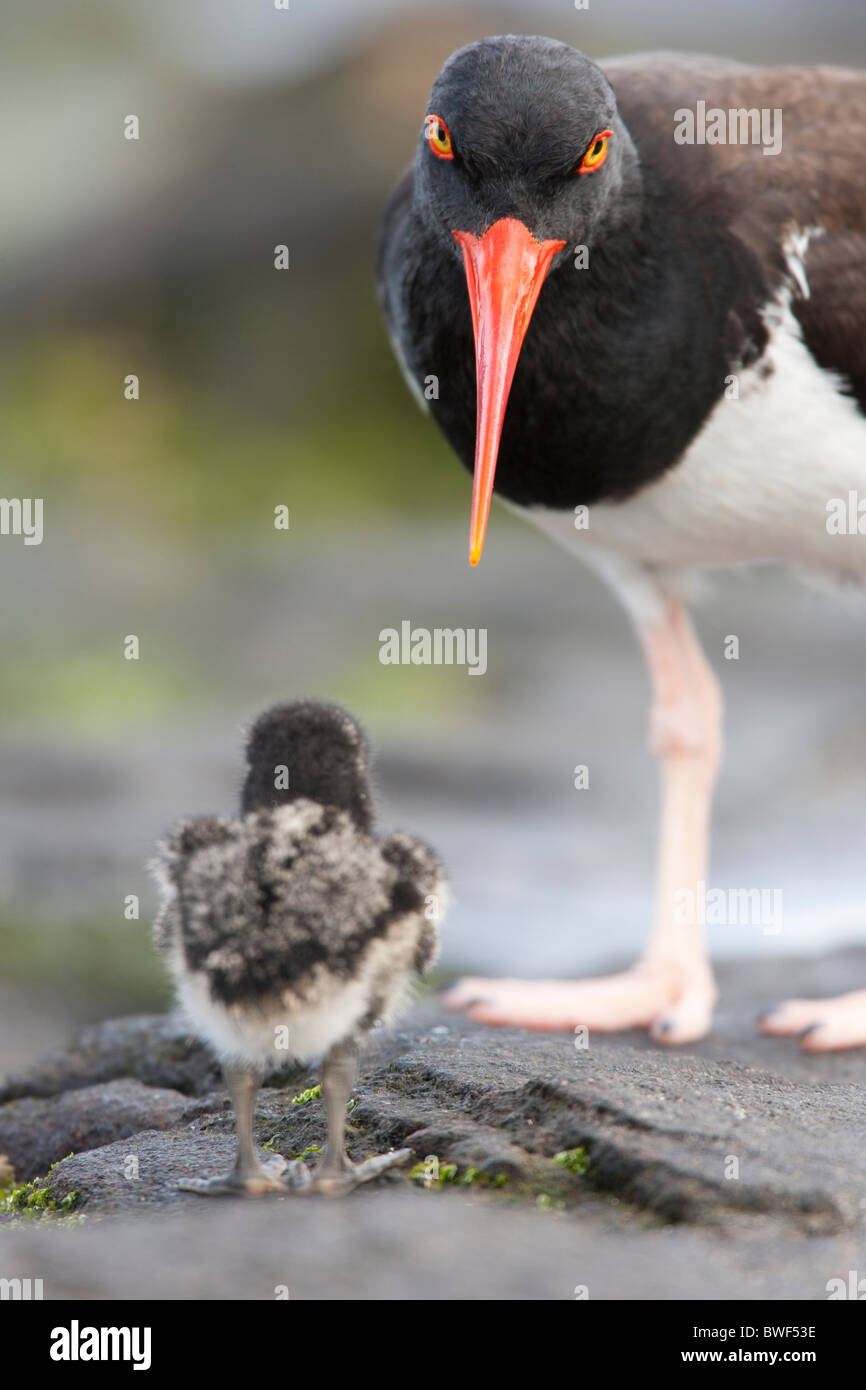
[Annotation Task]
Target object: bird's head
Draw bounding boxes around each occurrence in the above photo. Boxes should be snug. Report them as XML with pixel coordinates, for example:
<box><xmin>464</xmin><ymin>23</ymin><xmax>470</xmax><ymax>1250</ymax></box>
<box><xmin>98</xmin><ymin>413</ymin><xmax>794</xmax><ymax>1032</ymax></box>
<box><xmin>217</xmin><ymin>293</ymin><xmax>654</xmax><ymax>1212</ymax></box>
<box><xmin>241</xmin><ymin>701</ymin><xmax>372</xmax><ymax>831</ymax></box>
<box><xmin>415</xmin><ymin>36</ymin><xmax>638</xmax><ymax>565</ymax></box>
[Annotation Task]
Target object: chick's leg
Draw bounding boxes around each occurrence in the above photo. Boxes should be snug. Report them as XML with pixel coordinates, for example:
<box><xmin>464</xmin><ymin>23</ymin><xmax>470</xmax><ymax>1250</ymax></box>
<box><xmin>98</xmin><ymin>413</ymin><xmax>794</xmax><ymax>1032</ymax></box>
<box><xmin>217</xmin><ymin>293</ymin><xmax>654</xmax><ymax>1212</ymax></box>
<box><xmin>180</xmin><ymin>1065</ymin><xmax>289</xmax><ymax>1196</ymax></box>
<box><xmin>313</xmin><ymin>1040</ymin><xmax>411</xmax><ymax>1195</ymax></box>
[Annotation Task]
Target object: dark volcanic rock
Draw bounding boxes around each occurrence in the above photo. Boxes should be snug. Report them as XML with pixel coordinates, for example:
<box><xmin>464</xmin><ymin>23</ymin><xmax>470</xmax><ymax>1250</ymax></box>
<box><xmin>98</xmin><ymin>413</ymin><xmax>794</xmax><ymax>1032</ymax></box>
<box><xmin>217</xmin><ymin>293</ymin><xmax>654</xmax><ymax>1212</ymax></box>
<box><xmin>0</xmin><ymin>1015</ymin><xmax>219</xmax><ymax>1102</ymax></box>
<box><xmin>3</xmin><ymin>954</ymin><xmax>866</xmax><ymax>1299</ymax></box>
<box><xmin>47</xmin><ymin>1129</ymin><xmax>241</xmax><ymax>1216</ymax></box>
<box><xmin>24</xmin><ymin>999</ymin><xmax>866</xmax><ymax>1236</ymax></box>
<box><xmin>0</xmin><ymin>1079</ymin><xmax>193</xmax><ymax>1182</ymax></box>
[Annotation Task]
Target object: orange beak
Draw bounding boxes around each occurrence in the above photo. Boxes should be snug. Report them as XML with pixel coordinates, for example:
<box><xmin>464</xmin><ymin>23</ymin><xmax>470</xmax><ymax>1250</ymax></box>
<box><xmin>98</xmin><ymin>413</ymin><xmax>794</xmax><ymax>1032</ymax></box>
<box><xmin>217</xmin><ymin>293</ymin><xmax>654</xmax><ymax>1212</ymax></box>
<box><xmin>452</xmin><ymin>218</ymin><xmax>565</xmax><ymax>566</ymax></box>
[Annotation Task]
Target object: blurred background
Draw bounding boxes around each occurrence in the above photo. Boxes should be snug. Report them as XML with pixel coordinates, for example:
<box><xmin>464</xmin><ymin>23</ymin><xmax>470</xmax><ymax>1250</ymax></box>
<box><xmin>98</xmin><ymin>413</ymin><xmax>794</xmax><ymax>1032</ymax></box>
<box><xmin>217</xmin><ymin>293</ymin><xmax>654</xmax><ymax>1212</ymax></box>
<box><xmin>1</xmin><ymin>0</ymin><xmax>864</xmax><ymax>1078</ymax></box>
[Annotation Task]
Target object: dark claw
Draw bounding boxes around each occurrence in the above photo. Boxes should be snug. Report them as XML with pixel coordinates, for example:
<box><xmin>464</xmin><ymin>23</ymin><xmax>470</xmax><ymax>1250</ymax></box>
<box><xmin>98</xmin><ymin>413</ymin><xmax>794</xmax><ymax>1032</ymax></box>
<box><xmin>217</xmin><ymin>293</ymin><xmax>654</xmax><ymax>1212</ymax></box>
<box><xmin>439</xmin><ymin>988</ymin><xmax>491</xmax><ymax>1010</ymax></box>
<box><xmin>797</xmin><ymin>1023</ymin><xmax>824</xmax><ymax>1040</ymax></box>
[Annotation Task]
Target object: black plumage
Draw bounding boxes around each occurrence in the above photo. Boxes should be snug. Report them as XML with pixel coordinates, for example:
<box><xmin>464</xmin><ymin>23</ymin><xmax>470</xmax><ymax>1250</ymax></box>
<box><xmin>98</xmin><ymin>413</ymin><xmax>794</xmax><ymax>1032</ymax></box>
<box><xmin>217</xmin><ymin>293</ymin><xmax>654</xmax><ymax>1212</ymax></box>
<box><xmin>240</xmin><ymin>699</ymin><xmax>374</xmax><ymax>829</ymax></box>
<box><xmin>378</xmin><ymin>40</ymin><xmax>866</xmax><ymax>513</ymax></box>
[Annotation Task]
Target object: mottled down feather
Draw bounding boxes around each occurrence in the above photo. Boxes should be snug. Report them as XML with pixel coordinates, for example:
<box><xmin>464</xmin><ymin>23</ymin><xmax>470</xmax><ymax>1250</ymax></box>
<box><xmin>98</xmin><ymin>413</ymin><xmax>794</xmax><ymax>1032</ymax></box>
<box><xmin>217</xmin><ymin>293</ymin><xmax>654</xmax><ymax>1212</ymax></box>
<box><xmin>152</xmin><ymin>800</ymin><xmax>442</xmax><ymax>1008</ymax></box>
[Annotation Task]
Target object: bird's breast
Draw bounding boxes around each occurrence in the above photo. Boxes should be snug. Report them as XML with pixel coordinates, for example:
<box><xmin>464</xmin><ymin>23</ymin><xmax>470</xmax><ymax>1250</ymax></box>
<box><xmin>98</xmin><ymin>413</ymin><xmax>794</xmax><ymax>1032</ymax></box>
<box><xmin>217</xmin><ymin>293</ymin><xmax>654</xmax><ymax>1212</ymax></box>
<box><xmin>403</xmin><ymin>238</ymin><xmax>733</xmax><ymax>511</ymax></box>
<box><xmin>521</xmin><ymin>299</ymin><xmax>866</xmax><ymax>583</ymax></box>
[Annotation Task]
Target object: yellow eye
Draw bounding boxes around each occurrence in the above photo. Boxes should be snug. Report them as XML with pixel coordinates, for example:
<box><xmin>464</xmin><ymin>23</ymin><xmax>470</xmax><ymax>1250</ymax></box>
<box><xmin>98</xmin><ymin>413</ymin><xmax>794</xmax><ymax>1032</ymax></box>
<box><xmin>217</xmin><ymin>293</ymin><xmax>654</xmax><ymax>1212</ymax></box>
<box><xmin>577</xmin><ymin>130</ymin><xmax>613</xmax><ymax>175</ymax></box>
<box><xmin>425</xmin><ymin>113</ymin><xmax>454</xmax><ymax>161</ymax></box>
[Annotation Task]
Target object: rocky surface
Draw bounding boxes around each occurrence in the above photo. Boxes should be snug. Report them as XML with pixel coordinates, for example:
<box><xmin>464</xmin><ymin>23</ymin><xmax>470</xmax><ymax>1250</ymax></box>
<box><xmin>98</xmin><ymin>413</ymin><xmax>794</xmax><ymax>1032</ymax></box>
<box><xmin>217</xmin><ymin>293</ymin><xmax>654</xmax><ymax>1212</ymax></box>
<box><xmin>2</xmin><ymin>950</ymin><xmax>866</xmax><ymax>1299</ymax></box>
<box><xmin>0</xmin><ymin>1079</ymin><xmax>193</xmax><ymax>1183</ymax></box>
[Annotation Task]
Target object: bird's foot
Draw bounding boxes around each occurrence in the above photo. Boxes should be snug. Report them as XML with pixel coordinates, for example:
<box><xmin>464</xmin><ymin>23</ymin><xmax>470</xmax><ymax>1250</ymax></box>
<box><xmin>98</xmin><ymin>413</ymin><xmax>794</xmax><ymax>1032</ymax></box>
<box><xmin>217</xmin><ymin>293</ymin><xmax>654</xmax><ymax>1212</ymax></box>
<box><xmin>178</xmin><ymin>1153</ymin><xmax>308</xmax><ymax>1197</ymax></box>
<box><xmin>758</xmin><ymin>989</ymin><xmax>866</xmax><ymax>1052</ymax></box>
<box><xmin>442</xmin><ymin>961</ymin><xmax>716</xmax><ymax>1045</ymax></box>
<box><xmin>311</xmin><ymin>1148</ymin><xmax>413</xmax><ymax>1197</ymax></box>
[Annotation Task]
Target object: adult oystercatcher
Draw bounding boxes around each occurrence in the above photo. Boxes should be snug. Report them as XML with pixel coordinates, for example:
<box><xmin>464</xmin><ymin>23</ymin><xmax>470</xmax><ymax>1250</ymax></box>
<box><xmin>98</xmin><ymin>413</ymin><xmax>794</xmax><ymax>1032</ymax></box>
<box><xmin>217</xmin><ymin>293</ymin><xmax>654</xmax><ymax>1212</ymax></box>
<box><xmin>152</xmin><ymin>701</ymin><xmax>445</xmax><ymax>1194</ymax></box>
<box><xmin>378</xmin><ymin>36</ymin><xmax>866</xmax><ymax>1049</ymax></box>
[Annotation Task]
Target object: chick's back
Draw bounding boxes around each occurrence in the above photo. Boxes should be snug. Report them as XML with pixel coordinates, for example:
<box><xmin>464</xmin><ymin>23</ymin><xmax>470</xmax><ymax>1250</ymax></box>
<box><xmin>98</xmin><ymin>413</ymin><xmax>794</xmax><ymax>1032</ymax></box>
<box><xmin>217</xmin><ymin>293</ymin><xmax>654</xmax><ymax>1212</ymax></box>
<box><xmin>153</xmin><ymin>800</ymin><xmax>442</xmax><ymax>1007</ymax></box>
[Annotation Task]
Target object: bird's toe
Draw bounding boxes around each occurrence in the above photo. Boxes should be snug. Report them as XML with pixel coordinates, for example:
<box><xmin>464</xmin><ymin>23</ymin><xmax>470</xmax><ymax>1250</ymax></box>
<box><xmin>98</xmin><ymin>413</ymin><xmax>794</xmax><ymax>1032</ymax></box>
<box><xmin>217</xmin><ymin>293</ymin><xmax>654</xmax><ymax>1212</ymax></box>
<box><xmin>440</xmin><ymin>978</ymin><xmax>496</xmax><ymax>1011</ymax></box>
<box><xmin>758</xmin><ymin>990</ymin><xmax>866</xmax><ymax>1051</ymax></box>
<box><xmin>649</xmin><ymin>991</ymin><xmax>715</xmax><ymax>1046</ymax></box>
<box><xmin>438</xmin><ymin>969</ymin><xmax>714</xmax><ymax>1038</ymax></box>
<box><xmin>312</xmin><ymin>1148</ymin><xmax>412</xmax><ymax>1196</ymax></box>
<box><xmin>178</xmin><ymin>1156</ymin><xmax>296</xmax><ymax>1197</ymax></box>
<box><xmin>758</xmin><ymin>999</ymin><xmax>823</xmax><ymax>1036</ymax></box>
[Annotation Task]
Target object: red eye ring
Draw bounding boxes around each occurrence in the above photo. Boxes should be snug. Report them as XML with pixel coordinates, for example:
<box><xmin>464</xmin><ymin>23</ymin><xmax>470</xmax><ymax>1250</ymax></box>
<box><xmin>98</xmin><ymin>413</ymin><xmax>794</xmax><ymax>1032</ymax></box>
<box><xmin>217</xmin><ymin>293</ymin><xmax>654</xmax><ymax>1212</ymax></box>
<box><xmin>425</xmin><ymin>113</ymin><xmax>454</xmax><ymax>161</ymax></box>
<box><xmin>577</xmin><ymin>129</ymin><xmax>613</xmax><ymax>175</ymax></box>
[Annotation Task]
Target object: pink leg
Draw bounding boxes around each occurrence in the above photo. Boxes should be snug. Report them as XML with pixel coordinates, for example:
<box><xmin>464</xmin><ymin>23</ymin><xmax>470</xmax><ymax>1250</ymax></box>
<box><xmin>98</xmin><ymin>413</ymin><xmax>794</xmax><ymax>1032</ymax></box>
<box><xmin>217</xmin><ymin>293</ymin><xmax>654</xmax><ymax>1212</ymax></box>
<box><xmin>444</xmin><ymin>596</ymin><xmax>721</xmax><ymax>1044</ymax></box>
<box><xmin>759</xmin><ymin>990</ymin><xmax>866</xmax><ymax>1051</ymax></box>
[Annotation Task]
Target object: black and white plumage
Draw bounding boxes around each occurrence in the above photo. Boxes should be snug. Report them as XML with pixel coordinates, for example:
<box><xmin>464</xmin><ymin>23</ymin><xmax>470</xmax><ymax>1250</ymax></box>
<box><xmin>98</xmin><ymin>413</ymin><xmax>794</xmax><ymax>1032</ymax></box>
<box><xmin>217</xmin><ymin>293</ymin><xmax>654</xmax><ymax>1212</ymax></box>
<box><xmin>379</xmin><ymin>37</ymin><xmax>866</xmax><ymax>1048</ymax></box>
<box><xmin>153</xmin><ymin>701</ymin><xmax>445</xmax><ymax>1194</ymax></box>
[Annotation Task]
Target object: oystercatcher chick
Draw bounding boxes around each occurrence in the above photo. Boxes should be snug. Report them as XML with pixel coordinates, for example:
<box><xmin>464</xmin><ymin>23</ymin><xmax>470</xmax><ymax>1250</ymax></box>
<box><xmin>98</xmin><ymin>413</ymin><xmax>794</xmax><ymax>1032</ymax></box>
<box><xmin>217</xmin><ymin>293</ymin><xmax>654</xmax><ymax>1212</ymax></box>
<box><xmin>378</xmin><ymin>36</ymin><xmax>866</xmax><ymax>1049</ymax></box>
<box><xmin>152</xmin><ymin>701</ymin><xmax>445</xmax><ymax>1194</ymax></box>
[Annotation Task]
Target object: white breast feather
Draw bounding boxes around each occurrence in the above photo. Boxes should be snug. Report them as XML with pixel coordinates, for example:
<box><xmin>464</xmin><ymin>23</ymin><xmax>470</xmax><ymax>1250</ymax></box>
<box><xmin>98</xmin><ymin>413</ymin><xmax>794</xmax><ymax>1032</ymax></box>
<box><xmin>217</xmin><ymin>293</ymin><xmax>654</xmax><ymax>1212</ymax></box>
<box><xmin>523</xmin><ymin>285</ymin><xmax>866</xmax><ymax>587</ymax></box>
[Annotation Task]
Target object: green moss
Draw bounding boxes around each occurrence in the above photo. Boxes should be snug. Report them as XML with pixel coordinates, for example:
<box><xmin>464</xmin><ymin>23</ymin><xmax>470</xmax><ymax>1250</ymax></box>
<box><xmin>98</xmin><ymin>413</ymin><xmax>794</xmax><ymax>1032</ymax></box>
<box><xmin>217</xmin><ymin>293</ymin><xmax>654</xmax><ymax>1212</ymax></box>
<box><xmin>291</xmin><ymin>1084</ymin><xmax>322</xmax><ymax>1106</ymax></box>
<box><xmin>1</xmin><ymin>1156</ymin><xmax>79</xmax><ymax>1218</ymax></box>
<box><xmin>553</xmin><ymin>1148</ymin><xmax>590</xmax><ymax>1177</ymax></box>
<box><xmin>535</xmin><ymin>1193</ymin><xmax>566</xmax><ymax>1212</ymax></box>
<box><xmin>409</xmin><ymin>1154</ymin><xmax>458</xmax><ymax>1187</ymax></box>
<box><xmin>459</xmin><ymin>1167</ymin><xmax>509</xmax><ymax>1189</ymax></box>
<box><xmin>295</xmin><ymin>1144</ymin><xmax>322</xmax><ymax>1161</ymax></box>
